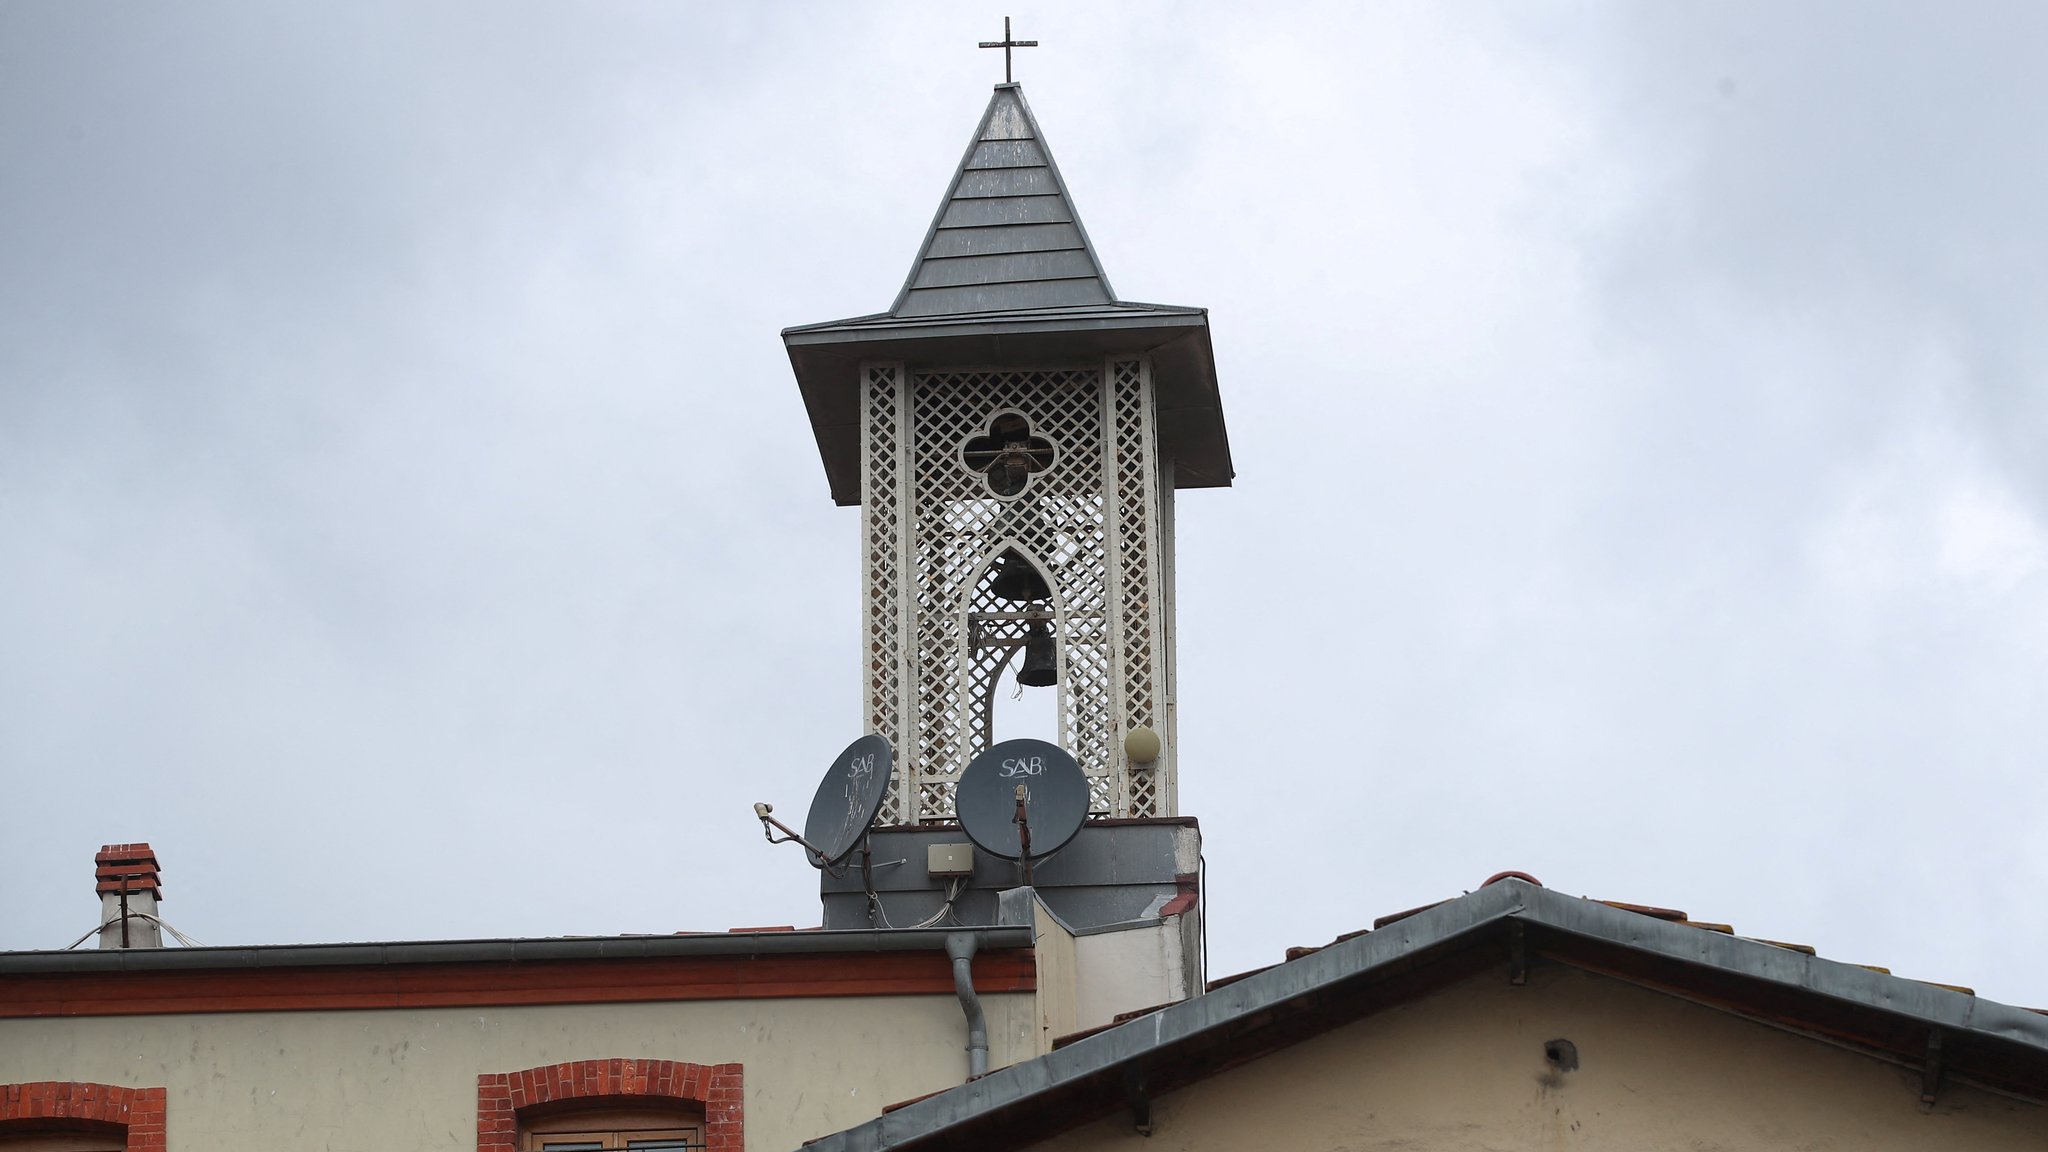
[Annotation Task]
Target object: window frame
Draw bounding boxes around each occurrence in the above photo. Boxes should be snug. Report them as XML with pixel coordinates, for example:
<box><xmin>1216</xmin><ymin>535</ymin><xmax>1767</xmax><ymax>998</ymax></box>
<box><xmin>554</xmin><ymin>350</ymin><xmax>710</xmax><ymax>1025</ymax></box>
<box><xmin>0</xmin><ymin>1131</ymin><xmax>128</xmax><ymax>1152</ymax></box>
<box><xmin>521</xmin><ymin>1105</ymin><xmax>705</xmax><ymax>1151</ymax></box>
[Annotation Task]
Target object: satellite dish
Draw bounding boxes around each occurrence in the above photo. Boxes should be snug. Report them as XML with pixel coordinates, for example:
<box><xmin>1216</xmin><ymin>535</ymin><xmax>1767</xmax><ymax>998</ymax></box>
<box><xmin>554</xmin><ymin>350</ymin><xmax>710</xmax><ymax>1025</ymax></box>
<box><xmin>801</xmin><ymin>734</ymin><xmax>893</xmax><ymax>867</ymax></box>
<box><xmin>956</xmin><ymin>738</ymin><xmax>1088</xmax><ymax>862</ymax></box>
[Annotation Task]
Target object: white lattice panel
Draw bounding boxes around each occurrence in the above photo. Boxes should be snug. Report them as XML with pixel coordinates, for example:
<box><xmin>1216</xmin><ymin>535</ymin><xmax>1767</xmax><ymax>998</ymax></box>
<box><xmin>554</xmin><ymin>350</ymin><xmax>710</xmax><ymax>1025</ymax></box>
<box><xmin>859</xmin><ymin>358</ymin><xmax>1174</xmax><ymax>822</ymax></box>
<box><xmin>859</xmin><ymin>363</ymin><xmax>912</xmax><ymax>825</ymax></box>
<box><xmin>1109</xmin><ymin>359</ymin><xmax>1170</xmax><ymax>817</ymax></box>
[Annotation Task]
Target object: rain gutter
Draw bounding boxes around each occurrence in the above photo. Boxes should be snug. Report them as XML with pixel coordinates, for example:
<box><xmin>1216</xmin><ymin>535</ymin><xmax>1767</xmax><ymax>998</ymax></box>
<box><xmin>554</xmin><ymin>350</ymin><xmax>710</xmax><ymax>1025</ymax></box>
<box><xmin>0</xmin><ymin>926</ymin><xmax>1036</xmax><ymax>975</ymax></box>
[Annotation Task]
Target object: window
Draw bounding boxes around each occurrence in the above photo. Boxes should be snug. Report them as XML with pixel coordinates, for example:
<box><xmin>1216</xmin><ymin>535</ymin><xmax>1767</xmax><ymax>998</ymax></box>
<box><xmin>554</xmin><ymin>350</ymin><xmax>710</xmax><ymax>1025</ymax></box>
<box><xmin>478</xmin><ymin>1060</ymin><xmax>741</xmax><ymax>1152</ymax></box>
<box><xmin>523</xmin><ymin>1107</ymin><xmax>703</xmax><ymax>1151</ymax></box>
<box><xmin>0</xmin><ymin>1083</ymin><xmax>165</xmax><ymax>1152</ymax></box>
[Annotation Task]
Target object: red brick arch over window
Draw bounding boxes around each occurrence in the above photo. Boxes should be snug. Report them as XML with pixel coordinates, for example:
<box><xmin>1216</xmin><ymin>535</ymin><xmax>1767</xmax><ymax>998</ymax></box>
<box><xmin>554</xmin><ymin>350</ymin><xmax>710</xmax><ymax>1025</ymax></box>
<box><xmin>0</xmin><ymin>1082</ymin><xmax>167</xmax><ymax>1150</ymax></box>
<box><xmin>478</xmin><ymin>1059</ymin><xmax>742</xmax><ymax>1152</ymax></box>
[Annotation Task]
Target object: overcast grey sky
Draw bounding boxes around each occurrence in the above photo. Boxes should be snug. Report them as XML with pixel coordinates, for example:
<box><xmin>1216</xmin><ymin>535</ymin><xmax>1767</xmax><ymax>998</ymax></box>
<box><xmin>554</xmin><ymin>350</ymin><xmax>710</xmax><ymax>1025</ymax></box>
<box><xmin>4</xmin><ymin>3</ymin><xmax>2045</xmax><ymax>1007</ymax></box>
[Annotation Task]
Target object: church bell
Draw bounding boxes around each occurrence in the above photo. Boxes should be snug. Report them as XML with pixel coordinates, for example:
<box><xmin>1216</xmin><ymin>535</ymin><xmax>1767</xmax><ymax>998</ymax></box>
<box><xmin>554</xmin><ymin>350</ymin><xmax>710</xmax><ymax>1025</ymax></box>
<box><xmin>989</xmin><ymin>550</ymin><xmax>1052</xmax><ymax>603</ymax></box>
<box><xmin>1016</xmin><ymin>619</ymin><xmax>1058</xmax><ymax>687</ymax></box>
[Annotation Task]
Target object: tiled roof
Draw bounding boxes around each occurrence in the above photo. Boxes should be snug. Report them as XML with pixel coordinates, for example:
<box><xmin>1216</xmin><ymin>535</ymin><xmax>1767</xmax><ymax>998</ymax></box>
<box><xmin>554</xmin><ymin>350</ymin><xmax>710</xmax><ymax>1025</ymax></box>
<box><xmin>814</xmin><ymin>877</ymin><xmax>2048</xmax><ymax>1152</ymax></box>
<box><xmin>1236</xmin><ymin>871</ymin><xmax>2021</xmax><ymax>1009</ymax></box>
<box><xmin>1008</xmin><ymin>870</ymin><xmax>2048</xmax><ymax>1104</ymax></box>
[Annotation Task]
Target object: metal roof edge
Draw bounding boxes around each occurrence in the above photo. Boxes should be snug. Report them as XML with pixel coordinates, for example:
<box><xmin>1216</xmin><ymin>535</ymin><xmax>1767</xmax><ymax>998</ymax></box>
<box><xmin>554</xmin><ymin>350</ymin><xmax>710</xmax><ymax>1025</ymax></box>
<box><xmin>0</xmin><ymin>925</ymin><xmax>1036</xmax><ymax>975</ymax></box>
<box><xmin>1067</xmin><ymin>916</ymin><xmax>1167</xmax><ymax>939</ymax></box>
<box><xmin>1511</xmin><ymin>883</ymin><xmax>2048</xmax><ymax>1050</ymax></box>
<box><xmin>782</xmin><ymin>309</ymin><xmax>1208</xmax><ymax>349</ymax></box>
<box><xmin>802</xmin><ymin>880</ymin><xmax>2048</xmax><ymax>1151</ymax></box>
<box><xmin>782</xmin><ymin>311</ymin><xmax>895</xmax><ymax>337</ymax></box>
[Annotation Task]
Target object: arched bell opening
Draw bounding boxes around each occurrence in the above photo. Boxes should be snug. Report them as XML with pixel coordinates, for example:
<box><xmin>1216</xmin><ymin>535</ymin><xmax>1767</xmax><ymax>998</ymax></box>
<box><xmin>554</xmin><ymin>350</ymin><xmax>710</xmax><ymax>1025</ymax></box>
<box><xmin>962</xmin><ymin>542</ymin><xmax>1065</xmax><ymax>755</ymax></box>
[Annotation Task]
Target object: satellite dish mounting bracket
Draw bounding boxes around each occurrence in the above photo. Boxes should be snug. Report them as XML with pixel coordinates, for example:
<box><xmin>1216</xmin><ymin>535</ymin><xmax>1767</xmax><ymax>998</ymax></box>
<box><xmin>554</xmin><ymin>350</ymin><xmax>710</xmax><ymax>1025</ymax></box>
<box><xmin>753</xmin><ymin>802</ymin><xmax>846</xmax><ymax>872</ymax></box>
<box><xmin>1013</xmin><ymin>784</ymin><xmax>1035</xmax><ymax>887</ymax></box>
<box><xmin>754</xmin><ymin>802</ymin><xmax>894</xmax><ymax>884</ymax></box>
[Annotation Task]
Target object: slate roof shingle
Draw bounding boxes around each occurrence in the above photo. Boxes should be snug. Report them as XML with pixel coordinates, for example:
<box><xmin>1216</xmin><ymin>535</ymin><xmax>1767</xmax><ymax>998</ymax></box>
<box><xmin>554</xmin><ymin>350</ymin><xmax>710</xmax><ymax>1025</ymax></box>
<box><xmin>887</xmin><ymin>83</ymin><xmax>1115</xmax><ymax>319</ymax></box>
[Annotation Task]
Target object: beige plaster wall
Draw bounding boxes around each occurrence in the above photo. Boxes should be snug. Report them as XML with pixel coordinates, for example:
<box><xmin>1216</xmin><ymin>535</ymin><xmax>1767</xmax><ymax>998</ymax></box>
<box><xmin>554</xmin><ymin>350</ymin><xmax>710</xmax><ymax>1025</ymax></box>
<box><xmin>1028</xmin><ymin>900</ymin><xmax>1197</xmax><ymax>1049</ymax></box>
<box><xmin>0</xmin><ymin>991</ymin><xmax>1033</xmax><ymax>1151</ymax></box>
<box><xmin>1033</xmin><ymin>902</ymin><xmax>1079</xmax><ymax>1055</ymax></box>
<box><xmin>1070</xmin><ymin>919</ymin><xmax>1190</xmax><ymax>1033</ymax></box>
<box><xmin>1031</xmin><ymin>966</ymin><xmax>2044</xmax><ymax>1152</ymax></box>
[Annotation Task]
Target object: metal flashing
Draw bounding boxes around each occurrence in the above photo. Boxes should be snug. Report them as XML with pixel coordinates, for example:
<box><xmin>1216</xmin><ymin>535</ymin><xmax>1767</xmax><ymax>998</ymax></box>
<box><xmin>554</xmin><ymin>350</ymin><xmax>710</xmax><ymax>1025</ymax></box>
<box><xmin>781</xmin><ymin>303</ymin><xmax>1206</xmax><ymax>343</ymax></box>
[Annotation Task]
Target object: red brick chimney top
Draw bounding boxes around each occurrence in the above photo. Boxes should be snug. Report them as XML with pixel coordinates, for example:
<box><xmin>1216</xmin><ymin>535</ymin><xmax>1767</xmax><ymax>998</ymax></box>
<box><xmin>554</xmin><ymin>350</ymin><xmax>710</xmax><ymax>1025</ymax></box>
<box><xmin>95</xmin><ymin>843</ymin><xmax>162</xmax><ymax>898</ymax></box>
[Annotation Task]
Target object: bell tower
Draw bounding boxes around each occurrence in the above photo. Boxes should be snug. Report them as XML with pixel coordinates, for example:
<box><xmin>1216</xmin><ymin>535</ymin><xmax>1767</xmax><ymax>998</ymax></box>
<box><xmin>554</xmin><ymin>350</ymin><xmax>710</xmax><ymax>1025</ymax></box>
<box><xmin>784</xmin><ymin>82</ymin><xmax>1231</xmax><ymax>827</ymax></box>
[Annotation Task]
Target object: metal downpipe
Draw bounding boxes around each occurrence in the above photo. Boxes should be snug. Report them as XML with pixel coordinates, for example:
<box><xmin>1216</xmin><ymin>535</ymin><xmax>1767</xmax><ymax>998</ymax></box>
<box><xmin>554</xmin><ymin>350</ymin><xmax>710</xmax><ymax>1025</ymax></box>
<box><xmin>945</xmin><ymin>931</ymin><xmax>989</xmax><ymax>1079</ymax></box>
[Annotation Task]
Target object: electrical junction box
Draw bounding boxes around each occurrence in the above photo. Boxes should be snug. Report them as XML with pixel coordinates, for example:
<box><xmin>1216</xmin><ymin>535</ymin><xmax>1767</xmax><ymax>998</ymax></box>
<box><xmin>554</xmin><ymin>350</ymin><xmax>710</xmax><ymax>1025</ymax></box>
<box><xmin>927</xmin><ymin>843</ymin><xmax>974</xmax><ymax>878</ymax></box>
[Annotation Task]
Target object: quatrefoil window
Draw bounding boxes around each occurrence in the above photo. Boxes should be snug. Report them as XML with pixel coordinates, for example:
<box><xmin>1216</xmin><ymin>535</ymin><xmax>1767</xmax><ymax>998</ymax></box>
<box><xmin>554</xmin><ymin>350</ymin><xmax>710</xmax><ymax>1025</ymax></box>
<box><xmin>961</xmin><ymin>412</ymin><xmax>1054</xmax><ymax>497</ymax></box>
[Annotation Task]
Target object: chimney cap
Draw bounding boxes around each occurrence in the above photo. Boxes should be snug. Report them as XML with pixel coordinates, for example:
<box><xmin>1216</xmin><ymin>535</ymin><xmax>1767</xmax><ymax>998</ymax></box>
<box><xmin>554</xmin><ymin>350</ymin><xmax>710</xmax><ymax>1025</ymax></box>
<box><xmin>95</xmin><ymin>842</ymin><xmax>162</xmax><ymax>897</ymax></box>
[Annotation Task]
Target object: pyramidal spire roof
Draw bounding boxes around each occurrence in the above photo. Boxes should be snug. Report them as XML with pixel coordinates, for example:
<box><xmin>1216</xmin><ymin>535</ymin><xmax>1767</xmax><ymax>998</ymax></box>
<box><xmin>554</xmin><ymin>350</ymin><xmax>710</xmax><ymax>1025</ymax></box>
<box><xmin>888</xmin><ymin>83</ymin><xmax>1117</xmax><ymax>318</ymax></box>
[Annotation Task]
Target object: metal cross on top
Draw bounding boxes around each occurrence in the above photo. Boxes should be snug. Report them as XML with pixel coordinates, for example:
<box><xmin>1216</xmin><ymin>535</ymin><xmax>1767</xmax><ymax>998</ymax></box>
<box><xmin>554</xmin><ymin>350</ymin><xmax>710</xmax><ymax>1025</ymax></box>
<box><xmin>978</xmin><ymin>16</ymin><xmax>1038</xmax><ymax>84</ymax></box>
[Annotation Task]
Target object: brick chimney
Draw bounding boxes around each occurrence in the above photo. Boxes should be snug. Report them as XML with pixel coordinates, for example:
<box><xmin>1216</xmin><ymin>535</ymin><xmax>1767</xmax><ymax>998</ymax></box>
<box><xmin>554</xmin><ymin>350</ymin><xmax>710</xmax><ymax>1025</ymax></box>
<box><xmin>95</xmin><ymin>843</ymin><xmax>163</xmax><ymax>949</ymax></box>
